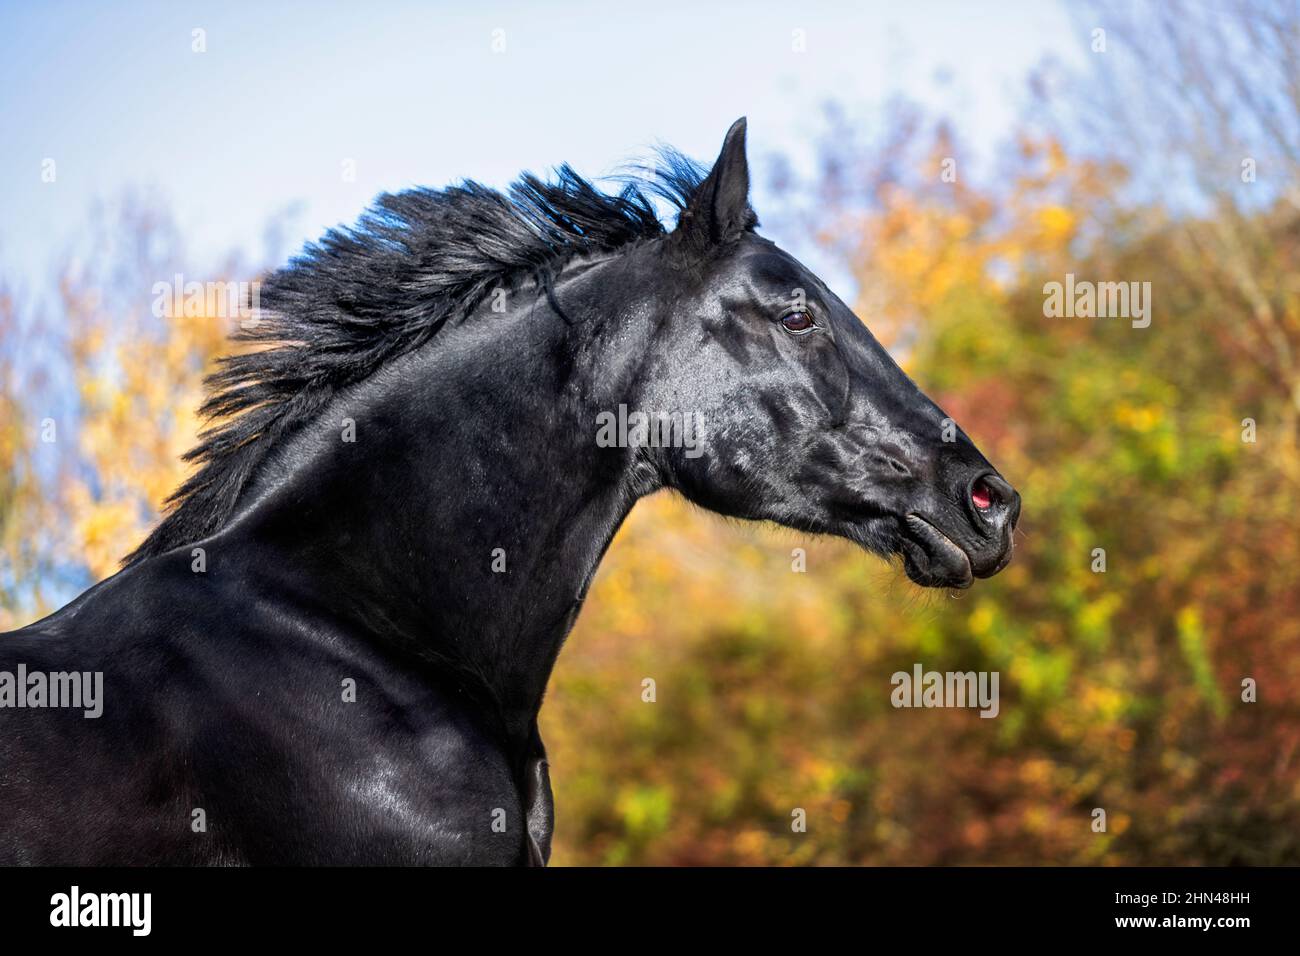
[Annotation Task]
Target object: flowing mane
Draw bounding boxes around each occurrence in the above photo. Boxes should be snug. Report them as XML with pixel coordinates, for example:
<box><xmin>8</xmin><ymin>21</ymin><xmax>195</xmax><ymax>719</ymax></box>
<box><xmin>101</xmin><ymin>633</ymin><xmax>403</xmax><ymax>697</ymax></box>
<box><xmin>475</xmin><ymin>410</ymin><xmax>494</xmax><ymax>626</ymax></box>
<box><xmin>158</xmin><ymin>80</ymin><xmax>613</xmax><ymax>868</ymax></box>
<box><xmin>124</xmin><ymin>152</ymin><xmax>711</xmax><ymax>565</ymax></box>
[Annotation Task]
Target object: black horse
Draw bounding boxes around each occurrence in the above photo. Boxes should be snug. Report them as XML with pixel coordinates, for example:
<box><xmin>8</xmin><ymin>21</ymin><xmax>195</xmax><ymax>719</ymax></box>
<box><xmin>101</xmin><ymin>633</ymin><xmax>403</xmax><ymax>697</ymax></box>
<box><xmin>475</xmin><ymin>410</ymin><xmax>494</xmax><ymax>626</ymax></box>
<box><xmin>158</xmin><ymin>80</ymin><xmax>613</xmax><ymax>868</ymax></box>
<box><xmin>0</xmin><ymin>119</ymin><xmax>1018</xmax><ymax>865</ymax></box>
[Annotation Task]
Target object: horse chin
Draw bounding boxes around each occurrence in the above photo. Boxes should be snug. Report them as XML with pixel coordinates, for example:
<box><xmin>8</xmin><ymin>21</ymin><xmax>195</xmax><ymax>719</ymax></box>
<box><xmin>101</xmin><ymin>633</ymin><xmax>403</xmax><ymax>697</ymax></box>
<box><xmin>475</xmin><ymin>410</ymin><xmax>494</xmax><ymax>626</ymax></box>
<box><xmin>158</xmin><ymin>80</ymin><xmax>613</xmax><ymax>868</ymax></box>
<box><xmin>900</xmin><ymin>514</ymin><xmax>974</xmax><ymax>589</ymax></box>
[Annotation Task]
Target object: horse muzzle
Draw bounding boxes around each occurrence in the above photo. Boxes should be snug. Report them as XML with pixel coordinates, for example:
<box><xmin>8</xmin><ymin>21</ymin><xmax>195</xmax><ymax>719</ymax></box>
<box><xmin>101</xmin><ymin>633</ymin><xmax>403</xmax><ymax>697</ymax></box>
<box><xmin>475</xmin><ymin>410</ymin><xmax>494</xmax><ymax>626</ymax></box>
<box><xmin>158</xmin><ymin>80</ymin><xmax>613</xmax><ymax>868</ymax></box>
<box><xmin>900</xmin><ymin>472</ymin><xmax>1020</xmax><ymax>588</ymax></box>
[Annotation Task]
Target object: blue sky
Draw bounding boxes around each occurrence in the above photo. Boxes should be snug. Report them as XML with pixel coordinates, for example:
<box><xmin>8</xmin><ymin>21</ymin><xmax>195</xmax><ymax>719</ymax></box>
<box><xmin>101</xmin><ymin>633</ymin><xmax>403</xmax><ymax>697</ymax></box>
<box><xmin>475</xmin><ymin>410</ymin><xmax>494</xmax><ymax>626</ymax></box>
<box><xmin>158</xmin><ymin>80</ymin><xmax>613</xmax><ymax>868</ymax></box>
<box><xmin>0</xmin><ymin>0</ymin><xmax>1087</xmax><ymax>307</ymax></box>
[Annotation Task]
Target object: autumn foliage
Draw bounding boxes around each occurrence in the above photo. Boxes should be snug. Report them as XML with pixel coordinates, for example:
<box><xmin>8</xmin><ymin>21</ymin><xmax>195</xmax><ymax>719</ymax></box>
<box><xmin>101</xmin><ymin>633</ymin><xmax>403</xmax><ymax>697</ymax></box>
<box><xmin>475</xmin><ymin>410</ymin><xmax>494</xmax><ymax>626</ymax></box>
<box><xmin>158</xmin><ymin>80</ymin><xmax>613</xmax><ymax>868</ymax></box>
<box><xmin>3</xmin><ymin>6</ymin><xmax>1298</xmax><ymax>864</ymax></box>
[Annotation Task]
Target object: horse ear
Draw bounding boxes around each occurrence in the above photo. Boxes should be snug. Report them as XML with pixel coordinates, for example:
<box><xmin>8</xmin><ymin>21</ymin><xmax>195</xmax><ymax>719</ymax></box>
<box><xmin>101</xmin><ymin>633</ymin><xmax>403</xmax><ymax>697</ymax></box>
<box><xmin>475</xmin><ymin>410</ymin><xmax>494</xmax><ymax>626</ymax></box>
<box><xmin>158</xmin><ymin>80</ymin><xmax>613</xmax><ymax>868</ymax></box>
<box><xmin>676</xmin><ymin>117</ymin><xmax>756</xmax><ymax>247</ymax></box>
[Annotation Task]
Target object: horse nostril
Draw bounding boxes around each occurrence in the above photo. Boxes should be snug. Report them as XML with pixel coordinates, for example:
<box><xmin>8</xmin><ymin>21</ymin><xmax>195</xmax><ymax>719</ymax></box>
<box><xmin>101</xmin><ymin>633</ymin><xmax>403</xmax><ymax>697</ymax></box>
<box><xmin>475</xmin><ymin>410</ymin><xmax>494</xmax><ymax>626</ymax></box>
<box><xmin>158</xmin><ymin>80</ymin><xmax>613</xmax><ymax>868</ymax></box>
<box><xmin>970</xmin><ymin>474</ymin><xmax>1020</xmax><ymax>531</ymax></box>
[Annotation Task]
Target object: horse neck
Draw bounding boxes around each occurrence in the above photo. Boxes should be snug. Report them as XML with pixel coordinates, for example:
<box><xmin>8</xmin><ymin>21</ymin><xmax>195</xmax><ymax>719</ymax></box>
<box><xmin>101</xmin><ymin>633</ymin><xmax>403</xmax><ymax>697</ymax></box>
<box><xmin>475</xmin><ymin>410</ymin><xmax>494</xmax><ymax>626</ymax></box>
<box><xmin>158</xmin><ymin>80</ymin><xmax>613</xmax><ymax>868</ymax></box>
<box><xmin>226</xmin><ymin>263</ymin><xmax>659</xmax><ymax>731</ymax></box>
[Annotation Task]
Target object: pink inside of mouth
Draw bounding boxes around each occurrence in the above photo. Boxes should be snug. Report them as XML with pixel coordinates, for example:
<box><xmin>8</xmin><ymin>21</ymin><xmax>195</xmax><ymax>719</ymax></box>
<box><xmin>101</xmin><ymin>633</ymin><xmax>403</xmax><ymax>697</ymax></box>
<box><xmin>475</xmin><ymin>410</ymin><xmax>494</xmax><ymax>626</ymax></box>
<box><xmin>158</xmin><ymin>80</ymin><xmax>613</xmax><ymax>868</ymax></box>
<box><xmin>972</xmin><ymin>482</ymin><xmax>993</xmax><ymax>510</ymax></box>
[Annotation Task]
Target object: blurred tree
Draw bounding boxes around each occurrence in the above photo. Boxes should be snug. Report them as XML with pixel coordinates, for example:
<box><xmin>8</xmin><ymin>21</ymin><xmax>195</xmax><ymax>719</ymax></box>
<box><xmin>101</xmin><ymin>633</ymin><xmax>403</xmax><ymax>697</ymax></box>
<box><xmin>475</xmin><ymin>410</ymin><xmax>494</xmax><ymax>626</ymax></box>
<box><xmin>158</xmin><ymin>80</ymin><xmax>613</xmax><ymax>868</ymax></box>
<box><xmin>1054</xmin><ymin>0</ymin><xmax>1300</xmax><ymax>452</ymax></box>
<box><xmin>0</xmin><ymin>285</ymin><xmax>32</xmax><ymax>628</ymax></box>
<box><xmin>0</xmin><ymin>195</ymin><xmax>255</xmax><ymax>621</ymax></box>
<box><xmin>2</xmin><ymin>1</ymin><xmax>1297</xmax><ymax>864</ymax></box>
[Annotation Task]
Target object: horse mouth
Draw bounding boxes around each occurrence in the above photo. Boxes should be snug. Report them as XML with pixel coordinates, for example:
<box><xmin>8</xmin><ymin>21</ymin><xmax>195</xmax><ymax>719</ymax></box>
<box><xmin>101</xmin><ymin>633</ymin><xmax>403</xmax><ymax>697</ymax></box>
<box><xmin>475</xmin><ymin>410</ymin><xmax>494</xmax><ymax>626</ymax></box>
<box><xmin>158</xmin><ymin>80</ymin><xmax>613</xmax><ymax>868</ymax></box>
<box><xmin>900</xmin><ymin>514</ymin><xmax>974</xmax><ymax>589</ymax></box>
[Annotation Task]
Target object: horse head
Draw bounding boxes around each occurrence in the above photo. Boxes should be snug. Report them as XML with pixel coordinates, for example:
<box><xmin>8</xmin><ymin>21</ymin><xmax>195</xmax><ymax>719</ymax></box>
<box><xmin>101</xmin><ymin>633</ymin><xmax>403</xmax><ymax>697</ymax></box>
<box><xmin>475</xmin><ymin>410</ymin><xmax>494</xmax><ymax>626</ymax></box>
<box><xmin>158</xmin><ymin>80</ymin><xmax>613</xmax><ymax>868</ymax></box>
<box><xmin>622</xmin><ymin>119</ymin><xmax>1020</xmax><ymax>588</ymax></box>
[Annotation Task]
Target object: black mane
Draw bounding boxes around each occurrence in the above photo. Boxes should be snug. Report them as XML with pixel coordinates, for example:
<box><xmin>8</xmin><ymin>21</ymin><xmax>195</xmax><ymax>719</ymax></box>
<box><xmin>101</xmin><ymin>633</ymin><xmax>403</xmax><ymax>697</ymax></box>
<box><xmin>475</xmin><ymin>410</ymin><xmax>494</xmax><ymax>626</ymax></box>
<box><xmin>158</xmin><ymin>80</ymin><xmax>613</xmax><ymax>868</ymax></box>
<box><xmin>124</xmin><ymin>152</ymin><xmax>709</xmax><ymax>565</ymax></box>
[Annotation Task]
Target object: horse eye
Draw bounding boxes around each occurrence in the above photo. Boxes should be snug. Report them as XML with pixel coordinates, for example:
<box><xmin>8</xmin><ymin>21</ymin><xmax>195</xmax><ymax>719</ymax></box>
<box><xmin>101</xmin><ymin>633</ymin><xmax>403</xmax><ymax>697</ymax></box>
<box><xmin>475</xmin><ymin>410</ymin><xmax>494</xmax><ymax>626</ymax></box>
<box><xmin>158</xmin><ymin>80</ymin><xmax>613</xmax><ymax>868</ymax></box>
<box><xmin>781</xmin><ymin>311</ymin><xmax>816</xmax><ymax>334</ymax></box>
